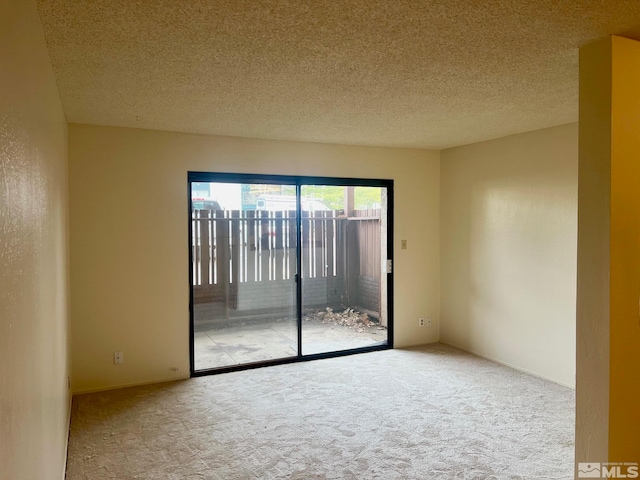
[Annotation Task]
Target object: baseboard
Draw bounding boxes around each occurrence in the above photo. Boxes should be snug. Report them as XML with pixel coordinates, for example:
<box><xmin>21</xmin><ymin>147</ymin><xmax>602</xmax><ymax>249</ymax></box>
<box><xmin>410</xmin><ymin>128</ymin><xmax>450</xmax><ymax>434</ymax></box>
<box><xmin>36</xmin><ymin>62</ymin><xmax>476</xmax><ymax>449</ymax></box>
<box><xmin>439</xmin><ymin>340</ymin><xmax>575</xmax><ymax>389</ymax></box>
<box><xmin>395</xmin><ymin>338</ymin><xmax>439</xmax><ymax>349</ymax></box>
<box><xmin>62</xmin><ymin>390</ymin><xmax>72</xmax><ymax>480</ymax></box>
<box><xmin>72</xmin><ymin>374</ymin><xmax>190</xmax><ymax>396</ymax></box>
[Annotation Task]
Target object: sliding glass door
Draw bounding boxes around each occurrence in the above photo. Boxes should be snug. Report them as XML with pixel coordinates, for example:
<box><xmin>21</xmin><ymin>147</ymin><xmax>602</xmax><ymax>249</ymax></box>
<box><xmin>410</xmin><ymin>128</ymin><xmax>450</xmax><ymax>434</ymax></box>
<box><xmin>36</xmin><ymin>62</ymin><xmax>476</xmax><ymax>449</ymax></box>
<box><xmin>300</xmin><ymin>184</ymin><xmax>389</xmax><ymax>355</ymax></box>
<box><xmin>189</xmin><ymin>173</ymin><xmax>393</xmax><ymax>374</ymax></box>
<box><xmin>191</xmin><ymin>181</ymin><xmax>298</xmax><ymax>370</ymax></box>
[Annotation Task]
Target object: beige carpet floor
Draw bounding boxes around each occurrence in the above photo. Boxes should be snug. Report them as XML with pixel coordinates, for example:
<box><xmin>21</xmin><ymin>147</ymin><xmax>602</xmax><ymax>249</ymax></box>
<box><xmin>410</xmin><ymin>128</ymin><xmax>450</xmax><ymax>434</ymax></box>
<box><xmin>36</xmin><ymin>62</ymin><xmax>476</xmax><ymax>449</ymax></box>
<box><xmin>65</xmin><ymin>344</ymin><xmax>575</xmax><ymax>480</ymax></box>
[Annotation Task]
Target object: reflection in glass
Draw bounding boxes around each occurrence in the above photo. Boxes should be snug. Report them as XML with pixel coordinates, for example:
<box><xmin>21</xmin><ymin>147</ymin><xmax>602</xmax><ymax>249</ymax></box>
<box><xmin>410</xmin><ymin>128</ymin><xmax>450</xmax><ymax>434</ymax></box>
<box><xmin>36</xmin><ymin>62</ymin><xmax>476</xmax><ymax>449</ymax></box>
<box><xmin>300</xmin><ymin>185</ymin><xmax>388</xmax><ymax>355</ymax></box>
<box><xmin>192</xmin><ymin>183</ymin><xmax>298</xmax><ymax>370</ymax></box>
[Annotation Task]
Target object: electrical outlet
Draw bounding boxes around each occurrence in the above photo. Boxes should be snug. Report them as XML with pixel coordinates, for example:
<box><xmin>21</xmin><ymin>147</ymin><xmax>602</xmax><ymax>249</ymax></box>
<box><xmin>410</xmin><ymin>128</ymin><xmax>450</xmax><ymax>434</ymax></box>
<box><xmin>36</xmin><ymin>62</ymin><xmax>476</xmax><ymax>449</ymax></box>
<box><xmin>401</xmin><ymin>239</ymin><xmax>408</xmax><ymax>250</ymax></box>
<box><xmin>114</xmin><ymin>351</ymin><xmax>124</xmax><ymax>365</ymax></box>
<box><xmin>419</xmin><ymin>318</ymin><xmax>425</xmax><ymax>327</ymax></box>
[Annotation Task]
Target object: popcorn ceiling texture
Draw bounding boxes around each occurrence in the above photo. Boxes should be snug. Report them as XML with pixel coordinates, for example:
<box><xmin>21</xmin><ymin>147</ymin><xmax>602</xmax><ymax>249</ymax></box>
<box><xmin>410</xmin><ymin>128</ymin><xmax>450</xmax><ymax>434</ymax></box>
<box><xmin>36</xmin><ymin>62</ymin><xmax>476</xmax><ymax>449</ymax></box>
<box><xmin>37</xmin><ymin>0</ymin><xmax>640</xmax><ymax>148</ymax></box>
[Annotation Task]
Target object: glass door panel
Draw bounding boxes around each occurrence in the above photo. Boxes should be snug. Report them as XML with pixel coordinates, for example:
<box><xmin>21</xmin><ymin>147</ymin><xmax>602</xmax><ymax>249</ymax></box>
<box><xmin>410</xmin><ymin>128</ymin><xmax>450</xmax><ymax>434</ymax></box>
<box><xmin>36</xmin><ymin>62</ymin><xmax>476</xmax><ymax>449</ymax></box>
<box><xmin>300</xmin><ymin>185</ymin><xmax>389</xmax><ymax>355</ymax></box>
<box><xmin>192</xmin><ymin>182</ymin><xmax>298</xmax><ymax>370</ymax></box>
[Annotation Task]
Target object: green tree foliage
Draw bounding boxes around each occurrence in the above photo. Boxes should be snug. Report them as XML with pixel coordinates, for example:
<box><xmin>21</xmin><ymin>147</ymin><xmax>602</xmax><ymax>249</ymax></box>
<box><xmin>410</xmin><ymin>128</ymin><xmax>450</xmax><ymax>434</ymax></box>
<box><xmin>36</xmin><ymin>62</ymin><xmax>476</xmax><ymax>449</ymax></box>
<box><xmin>354</xmin><ymin>187</ymin><xmax>382</xmax><ymax>210</ymax></box>
<box><xmin>297</xmin><ymin>185</ymin><xmax>382</xmax><ymax>210</ymax></box>
<box><xmin>301</xmin><ymin>185</ymin><xmax>344</xmax><ymax>209</ymax></box>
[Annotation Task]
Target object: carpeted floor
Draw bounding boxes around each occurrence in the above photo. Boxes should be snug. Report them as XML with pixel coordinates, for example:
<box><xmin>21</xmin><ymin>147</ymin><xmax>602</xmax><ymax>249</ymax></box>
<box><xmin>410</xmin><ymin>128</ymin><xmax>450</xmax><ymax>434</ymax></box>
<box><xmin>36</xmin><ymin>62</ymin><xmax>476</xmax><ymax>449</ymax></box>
<box><xmin>65</xmin><ymin>344</ymin><xmax>575</xmax><ymax>480</ymax></box>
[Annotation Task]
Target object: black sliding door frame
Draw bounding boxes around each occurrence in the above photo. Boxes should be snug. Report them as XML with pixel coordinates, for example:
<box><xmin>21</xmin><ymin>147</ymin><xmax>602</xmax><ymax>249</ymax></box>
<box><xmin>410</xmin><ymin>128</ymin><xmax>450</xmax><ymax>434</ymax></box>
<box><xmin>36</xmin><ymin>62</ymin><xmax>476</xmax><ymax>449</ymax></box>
<box><xmin>188</xmin><ymin>171</ymin><xmax>394</xmax><ymax>376</ymax></box>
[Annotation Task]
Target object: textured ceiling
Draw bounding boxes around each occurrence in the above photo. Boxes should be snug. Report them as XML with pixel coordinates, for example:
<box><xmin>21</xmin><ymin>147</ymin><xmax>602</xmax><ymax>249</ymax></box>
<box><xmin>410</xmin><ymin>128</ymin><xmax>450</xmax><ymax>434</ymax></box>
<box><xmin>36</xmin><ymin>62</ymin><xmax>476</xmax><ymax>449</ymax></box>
<box><xmin>37</xmin><ymin>0</ymin><xmax>640</xmax><ymax>149</ymax></box>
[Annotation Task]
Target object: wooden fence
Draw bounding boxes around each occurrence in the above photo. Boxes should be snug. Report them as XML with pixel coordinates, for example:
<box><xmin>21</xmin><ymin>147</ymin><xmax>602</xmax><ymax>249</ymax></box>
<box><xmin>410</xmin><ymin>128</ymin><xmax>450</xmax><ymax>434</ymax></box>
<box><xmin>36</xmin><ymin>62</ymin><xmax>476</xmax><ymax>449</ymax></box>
<box><xmin>191</xmin><ymin>209</ymin><xmax>382</xmax><ymax>312</ymax></box>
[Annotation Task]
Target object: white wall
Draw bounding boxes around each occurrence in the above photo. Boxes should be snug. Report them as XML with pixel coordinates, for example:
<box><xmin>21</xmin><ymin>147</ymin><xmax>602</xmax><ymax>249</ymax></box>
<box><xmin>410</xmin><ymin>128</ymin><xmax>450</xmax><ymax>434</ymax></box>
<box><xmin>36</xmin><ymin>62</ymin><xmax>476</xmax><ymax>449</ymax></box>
<box><xmin>440</xmin><ymin>123</ymin><xmax>578</xmax><ymax>387</ymax></box>
<box><xmin>0</xmin><ymin>1</ymin><xmax>70</xmax><ymax>479</ymax></box>
<box><xmin>576</xmin><ymin>35</ymin><xmax>640</xmax><ymax>465</ymax></box>
<box><xmin>576</xmin><ymin>38</ymin><xmax>611</xmax><ymax>464</ymax></box>
<box><xmin>68</xmin><ymin>124</ymin><xmax>440</xmax><ymax>393</ymax></box>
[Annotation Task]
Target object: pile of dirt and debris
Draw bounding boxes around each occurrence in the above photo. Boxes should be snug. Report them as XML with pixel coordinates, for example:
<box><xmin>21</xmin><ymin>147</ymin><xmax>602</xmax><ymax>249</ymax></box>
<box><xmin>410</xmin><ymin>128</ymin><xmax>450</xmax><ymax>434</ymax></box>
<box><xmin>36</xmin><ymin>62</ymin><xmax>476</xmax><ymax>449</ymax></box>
<box><xmin>303</xmin><ymin>307</ymin><xmax>383</xmax><ymax>333</ymax></box>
